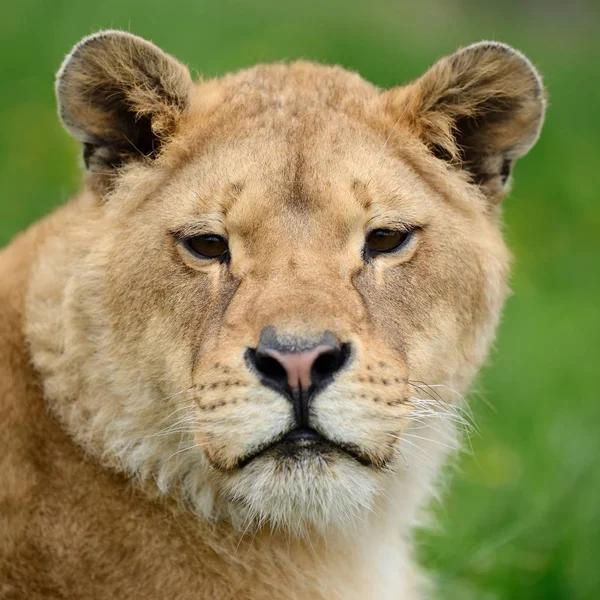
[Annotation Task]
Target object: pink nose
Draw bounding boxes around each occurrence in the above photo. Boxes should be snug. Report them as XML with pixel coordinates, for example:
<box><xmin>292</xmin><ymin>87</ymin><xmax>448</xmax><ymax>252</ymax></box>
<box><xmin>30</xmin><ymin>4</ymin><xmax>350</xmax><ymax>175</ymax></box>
<box><xmin>248</xmin><ymin>328</ymin><xmax>349</xmax><ymax>395</ymax></box>
<box><xmin>258</xmin><ymin>345</ymin><xmax>338</xmax><ymax>390</ymax></box>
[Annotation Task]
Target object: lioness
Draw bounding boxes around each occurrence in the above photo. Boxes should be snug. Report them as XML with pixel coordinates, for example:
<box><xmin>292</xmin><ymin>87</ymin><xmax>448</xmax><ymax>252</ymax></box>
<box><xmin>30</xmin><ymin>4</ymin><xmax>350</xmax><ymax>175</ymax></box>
<box><xmin>0</xmin><ymin>31</ymin><xmax>545</xmax><ymax>599</ymax></box>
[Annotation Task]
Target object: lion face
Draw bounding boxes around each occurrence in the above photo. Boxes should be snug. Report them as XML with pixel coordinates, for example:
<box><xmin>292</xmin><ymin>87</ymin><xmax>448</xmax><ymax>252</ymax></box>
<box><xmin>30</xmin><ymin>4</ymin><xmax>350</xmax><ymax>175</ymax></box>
<box><xmin>28</xmin><ymin>32</ymin><xmax>544</xmax><ymax>533</ymax></box>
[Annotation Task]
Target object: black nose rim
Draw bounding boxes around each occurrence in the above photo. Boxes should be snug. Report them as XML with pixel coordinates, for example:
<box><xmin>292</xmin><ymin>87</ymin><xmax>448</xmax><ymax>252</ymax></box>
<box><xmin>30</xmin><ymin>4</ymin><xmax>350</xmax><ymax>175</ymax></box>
<box><xmin>245</xmin><ymin>343</ymin><xmax>352</xmax><ymax>393</ymax></box>
<box><xmin>245</xmin><ymin>328</ymin><xmax>353</xmax><ymax>422</ymax></box>
<box><xmin>248</xmin><ymin>351</ymin><xmax>288</xmax><ymax>389</ymax></box>
<box><xmin>311</xmin><ymin>345</ymin><xmax>349</xmax><ymax>387</ymax></box>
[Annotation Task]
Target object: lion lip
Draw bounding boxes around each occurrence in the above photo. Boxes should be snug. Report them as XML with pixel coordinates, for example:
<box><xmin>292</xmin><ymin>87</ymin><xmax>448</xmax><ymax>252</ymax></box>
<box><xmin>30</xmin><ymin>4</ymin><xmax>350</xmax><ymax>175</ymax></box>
<box><xmin>232</xmin><ymin>428</ymin><xmax>375</xmax><ymax>470</ymax></box>
<box><xmin>281</xmin><ymin>428</ymin><xmax>324</xmax><ymax>443</ymax></box>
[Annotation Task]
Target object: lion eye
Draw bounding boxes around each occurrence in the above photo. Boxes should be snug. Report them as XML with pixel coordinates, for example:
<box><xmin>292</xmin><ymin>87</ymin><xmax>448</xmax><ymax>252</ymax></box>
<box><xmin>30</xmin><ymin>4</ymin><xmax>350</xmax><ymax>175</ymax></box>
<box><xmin>183</xmin><ymin>235</ymin><xmax>229</xmax><ymax>260</ymax></box>
<box><xmin>365</xmin><ymin>229</ymin><xmax>412</xmax><ymax>256</ymax></box>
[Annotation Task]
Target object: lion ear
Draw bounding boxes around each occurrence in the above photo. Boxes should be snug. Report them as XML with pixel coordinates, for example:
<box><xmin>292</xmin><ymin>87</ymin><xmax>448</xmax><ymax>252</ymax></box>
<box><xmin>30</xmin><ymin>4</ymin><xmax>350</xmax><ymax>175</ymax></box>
<box><xmin>388</xmin><ymin>42</ymin><xmax>546</xmax><ymax>203</ymax></box>
<box><xmin>56</xmin><ymin>30</ymin><xmax>193</xmax><ymax>191</ymax></box>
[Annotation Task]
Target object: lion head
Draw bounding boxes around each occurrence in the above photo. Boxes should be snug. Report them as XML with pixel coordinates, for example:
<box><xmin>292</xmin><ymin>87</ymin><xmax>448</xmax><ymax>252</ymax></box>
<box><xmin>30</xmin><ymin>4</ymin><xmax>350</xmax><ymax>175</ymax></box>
<box><xmin>26</xmin><ymin>32</ymin><xmax>545</xmax><ymax>535</ymax></box>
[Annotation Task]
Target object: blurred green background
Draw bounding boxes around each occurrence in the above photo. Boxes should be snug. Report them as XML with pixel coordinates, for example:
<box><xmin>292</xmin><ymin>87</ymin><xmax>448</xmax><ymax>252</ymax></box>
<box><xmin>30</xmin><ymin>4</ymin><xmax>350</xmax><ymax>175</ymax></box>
<box><xmin>2</xmin><ymin>1</ymin><xmax>598</xmax><ymax>597</ymax></box>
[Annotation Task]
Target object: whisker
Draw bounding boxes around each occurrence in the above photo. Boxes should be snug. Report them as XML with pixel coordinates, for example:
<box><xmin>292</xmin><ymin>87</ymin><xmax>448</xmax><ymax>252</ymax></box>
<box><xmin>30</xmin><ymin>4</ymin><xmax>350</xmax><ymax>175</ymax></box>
<box><xmin>152</xmin><ymin>386</ymin><xmax>197</xmax><ymax>408</ymax></box>
<box><xmin>163</xmin><ymin>442</ymin><xmax>208</xmax><ymax>465</ymax></box>
<box><xmin>408</xmin><ymin>403</ymin><xmax>474</xmax><ymax>430</ymax></box>
<box><xmin>401</xmin><ymin>432</ymin><xmax>460</xmax><ymax>452</ymax></box>
<box><xmin>382</xmin><ymin>434</ymin><xmax>435</xmax><ymax>466</ymax></box>
<box><xmin>142</xmin><ymin>427</ymin><xmax>197</xmax><ymax>440</ymax></box>
<box><xmin>408</xmin><ymin>382</ymin><xmax>476</xmax><ymax>419</ymax></box>
<box><xmin>407</xmin><ymin>395</ymin><xmax>478</xmax><ymax>433</ymax></box>
<box><xmin>235</xmin><ymin>516</ymin><xmax>255</xmax><ymax>554</ymax></box>
<box><xmin>395</xmin><ymin>446</ymin><xmax>433</xmax><ymax>468</ymax></box>
<box><xmin>403</xmin><ymin>415</ymin><xmax>456</xmax><ymax>438</ymax></box>
<box><xmin>408</xmin><ymin>380</ymin><xmax>445</xmax><ymax>402</ymax></box>
<box><xmin>140</xmin><ymin>412</ymin><xmax>201</xmax><ymax>441</ymax></box>
<box><xmin>406</xmin><ymin>401</ymin><xmax>466</xmax><ymax>424</ymax></box>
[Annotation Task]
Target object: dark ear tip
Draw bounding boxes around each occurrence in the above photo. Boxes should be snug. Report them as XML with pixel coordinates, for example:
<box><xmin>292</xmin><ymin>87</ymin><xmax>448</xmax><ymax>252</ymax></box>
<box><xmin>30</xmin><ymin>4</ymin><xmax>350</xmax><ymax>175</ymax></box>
<box><xmin>55</xmin><ymin>30</ymin><xmax>192</xmax><ymax>144</ymax></box>
<box><xmin>55</xmin><ymin>30</ymin><xmax>141</xmax><ymax>121</ymax></box>
<box><xmin>55</xmin><ymin>30</ymin><xmax>192</xmax><ymax>189</ymax></box>
<box><xmin>56</xmin><ymin>30</ymin><xmax>147</xmax><ymax>91</ymax></box>
<box><xmin>460</xmin><ymin>40</ymin><xmax>517</xmax><ymax>54</ymax></box>
<box><xmin>456</xmin><ymin>40</ymin><xmax>545</xmax><ymax>99</ymax></box>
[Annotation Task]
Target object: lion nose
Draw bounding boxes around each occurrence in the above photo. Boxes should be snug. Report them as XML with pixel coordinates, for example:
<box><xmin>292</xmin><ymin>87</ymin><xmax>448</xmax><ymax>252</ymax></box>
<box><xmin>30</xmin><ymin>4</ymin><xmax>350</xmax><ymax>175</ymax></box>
<box><xmin>252</xmin><ymin>328</ymin><xmax>348</xmax><ymax>391</ymax></box>
<box><xmin>246</xmin><ymin>327</ymin><xmax>350</xmax><ymax>424</ymax></box>
<box><xmin>258</xmin><ymin>342</ymin><xmax>339</xmax><ymax>391</ymax></box>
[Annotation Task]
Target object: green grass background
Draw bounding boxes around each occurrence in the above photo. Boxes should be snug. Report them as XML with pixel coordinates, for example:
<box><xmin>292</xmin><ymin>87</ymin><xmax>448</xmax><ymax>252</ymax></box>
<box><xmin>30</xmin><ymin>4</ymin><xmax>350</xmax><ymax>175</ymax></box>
<box><xmin>1</xmin><ymin>1</ymin><xmax>598</xmax><ymax>597</ymax></box>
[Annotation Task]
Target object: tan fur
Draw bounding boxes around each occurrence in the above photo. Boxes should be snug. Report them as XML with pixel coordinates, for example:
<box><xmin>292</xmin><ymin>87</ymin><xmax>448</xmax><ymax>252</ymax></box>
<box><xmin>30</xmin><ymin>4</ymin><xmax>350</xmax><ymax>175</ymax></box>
<box><xmin>0</xmin><ymin>32</ymin><xmax>545</xmax><ymax>599</ymax></box>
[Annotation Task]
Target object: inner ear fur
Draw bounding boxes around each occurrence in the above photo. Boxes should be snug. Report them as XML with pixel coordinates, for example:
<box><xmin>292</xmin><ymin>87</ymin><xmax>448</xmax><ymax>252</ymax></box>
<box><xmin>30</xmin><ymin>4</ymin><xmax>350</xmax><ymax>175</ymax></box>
<box><xmin>56</xmin><ymin>30</ymin><xmax>193</xmax><ymax>190</ymax></box>
<box><xmin>389</xmin><ymin>41</ymin><xmax>546</xmax><ymax>202</ymax></box>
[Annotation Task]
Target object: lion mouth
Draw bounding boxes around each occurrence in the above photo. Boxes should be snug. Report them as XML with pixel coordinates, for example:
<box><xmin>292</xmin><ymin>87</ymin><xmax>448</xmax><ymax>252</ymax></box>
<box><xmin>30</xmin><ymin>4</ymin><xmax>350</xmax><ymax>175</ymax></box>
<box><xmin>234</xmin><ymin>427</ymin><xmax>375</xmax><ymax>470</ymax></box>
<box><xmin>281</xmin><ymin>427</ymin><xmax>324</xmax><ymax>443</ymax></box>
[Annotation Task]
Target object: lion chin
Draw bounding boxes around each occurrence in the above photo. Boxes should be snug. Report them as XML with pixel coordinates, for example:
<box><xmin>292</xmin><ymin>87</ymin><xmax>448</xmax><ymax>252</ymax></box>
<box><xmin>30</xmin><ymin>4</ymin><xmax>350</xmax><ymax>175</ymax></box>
<box><xmin>216</xmin><ymin>433</ymin><xmax>382</xmax><ymax>535</ymax></box>
<box><xmin>1</xmin><ymin>30</ymin><xmax>545</xmax><ymax>600</ymax></box>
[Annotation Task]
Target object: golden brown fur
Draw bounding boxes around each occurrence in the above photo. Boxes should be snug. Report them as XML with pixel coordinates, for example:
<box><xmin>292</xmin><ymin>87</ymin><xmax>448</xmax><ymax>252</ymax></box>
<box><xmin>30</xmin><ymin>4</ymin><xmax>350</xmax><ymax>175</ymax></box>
<box><xmin>0</xmin><ymin>32</ymin><xmax>545</xmax><ymax>599</ymax></box>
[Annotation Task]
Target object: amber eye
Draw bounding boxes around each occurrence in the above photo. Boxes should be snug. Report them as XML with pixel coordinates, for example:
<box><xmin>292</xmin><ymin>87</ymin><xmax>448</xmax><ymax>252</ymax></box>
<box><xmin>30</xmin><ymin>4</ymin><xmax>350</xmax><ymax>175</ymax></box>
<box><xmin>365</xmin><ymin>228</ymin><xmax>413</xmax><ymax>257</ymax></box>
<box><xmin>182</xmin><ymin>235</ymin><xmax>229</xmax><ymax>261</ymax></box>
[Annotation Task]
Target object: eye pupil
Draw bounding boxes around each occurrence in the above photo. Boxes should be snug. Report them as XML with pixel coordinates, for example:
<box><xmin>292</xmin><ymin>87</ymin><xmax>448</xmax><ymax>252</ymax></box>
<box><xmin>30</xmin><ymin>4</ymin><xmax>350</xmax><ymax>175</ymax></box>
<box><xmin>184</xmin><ymin>235</ymin><xmax>229</xmax><ymax>259</ymax></box>
<box><xmin>366</xmin><ymin>229</ymin><xmax>410</xmax><ymax>254</ymax></box>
